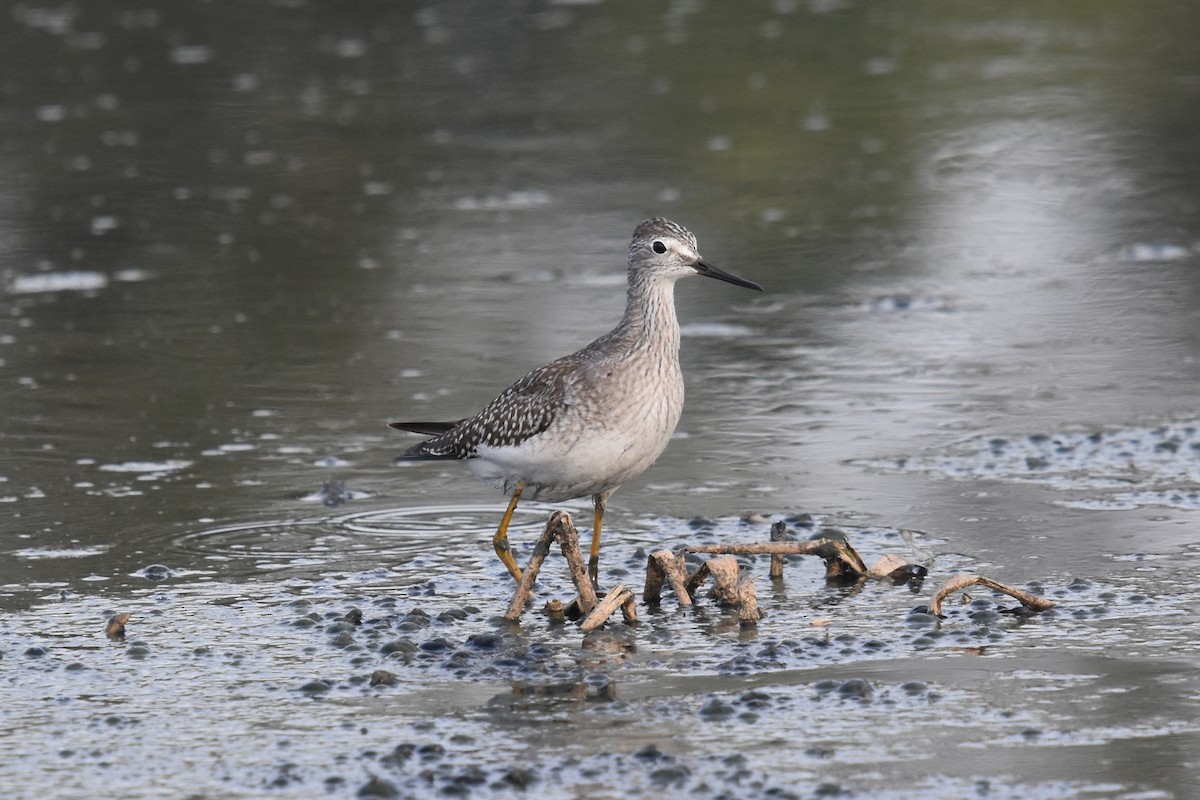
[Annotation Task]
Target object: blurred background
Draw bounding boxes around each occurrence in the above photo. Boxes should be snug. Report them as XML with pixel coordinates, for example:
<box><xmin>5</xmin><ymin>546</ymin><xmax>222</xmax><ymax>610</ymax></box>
<box><xmin>4</xmin><ymin>0</ymin><xmax>1199</xmax><ymax>587</ymax></box>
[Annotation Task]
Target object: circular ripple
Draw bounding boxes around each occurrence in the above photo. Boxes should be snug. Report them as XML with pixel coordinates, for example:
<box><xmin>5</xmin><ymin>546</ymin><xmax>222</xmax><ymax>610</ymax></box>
<box><xmin>333</xmin><ymin>502</ymin><xmax>562</xmax><ymax>536</ymax></box>
<box><xmin>171</xmin><ymin>503</ymin><xmax>571</xmax><ymax>564</ymax></box>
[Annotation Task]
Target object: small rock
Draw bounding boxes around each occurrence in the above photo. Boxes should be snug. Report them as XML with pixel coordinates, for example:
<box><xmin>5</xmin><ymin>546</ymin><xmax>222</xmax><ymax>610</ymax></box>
<box><xmin>369</xmin><ymin>670</ymin><xmax>396</xmax><ymax>687</ymax></box>
<box><xmin>299</xmin><ymin>679</ymin><xmax>331</xmax><ymax>695</ymax></box>
<box><xmin>356</xmin><ymin>775</ymin><xmax>399</xmax><ymax>799</ymax></box>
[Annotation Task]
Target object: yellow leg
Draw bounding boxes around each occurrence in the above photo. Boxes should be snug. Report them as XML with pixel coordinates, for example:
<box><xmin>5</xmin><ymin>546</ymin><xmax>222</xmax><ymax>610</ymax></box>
<box><xmin>588</xmin><ymin>492</ymin><xmax>607</xmax><ymax>588</ymax></box>
<box><xmin>493</xmin><ymin>482</ymin><xmax>525</xmax><ymax>582</ymax></box>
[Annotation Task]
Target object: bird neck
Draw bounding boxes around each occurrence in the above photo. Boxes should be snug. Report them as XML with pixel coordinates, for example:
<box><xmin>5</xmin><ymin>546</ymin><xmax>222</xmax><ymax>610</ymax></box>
<box><xmin>619</xmin><ymin>271</ymin><xmax>681</xmax><ymax>355</ymax></box>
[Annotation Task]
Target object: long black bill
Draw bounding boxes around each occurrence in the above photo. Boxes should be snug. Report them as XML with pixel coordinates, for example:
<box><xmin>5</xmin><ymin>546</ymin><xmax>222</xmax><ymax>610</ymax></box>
<box><xmin>694</xmin><ymin>259</ymin><xmax>764</xmax><ymax>292</ymax></box>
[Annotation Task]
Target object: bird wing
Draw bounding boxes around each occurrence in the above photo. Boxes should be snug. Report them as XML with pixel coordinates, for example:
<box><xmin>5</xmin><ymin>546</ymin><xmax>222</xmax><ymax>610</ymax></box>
<box><xmin>394</xmin><ymin>357</ymin><xmax>581</xmax><ymax>461</ymax></box>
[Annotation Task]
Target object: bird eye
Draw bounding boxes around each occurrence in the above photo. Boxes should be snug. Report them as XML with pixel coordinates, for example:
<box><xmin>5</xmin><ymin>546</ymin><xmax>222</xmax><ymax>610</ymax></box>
<box><xmin>651</xmin><ymin>240</ymin><xmax>667</xmax><ymax>254</ymax></box>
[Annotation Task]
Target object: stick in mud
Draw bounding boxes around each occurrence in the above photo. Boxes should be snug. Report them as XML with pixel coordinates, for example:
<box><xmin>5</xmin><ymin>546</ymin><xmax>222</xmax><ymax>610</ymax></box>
<box><xmin>704</xmin><ymin>555</ymin><xmax>741</xmax><ymax>605</ymax></box>
<box><xmin>553</xmin><ymin>512</ymin><xmax>599</xmax><ymax>615</ymax></box>
<box><xmin>737</xmin><ymin>572</ymin><xmax>762</xmax><ymax>623</ymax></box>
<box><xmin>105</xmin><ymin>613</ymin><xmax>130</xmax><ymax>640</ymax></box>
<box><xmin>769</xmin><ymin>520</ymin><xmax>787</xmax><ymax>579</ymax></box>
<box><xmin>644</xmin><ymin>549</ymin><xmax>692</xmax><ymax>605</ymax></box>
<box><xmin>504</xmin><ymin>515</ymin><xmax>557</xmax><ymax>621</ymax></box>
<box><xmin>580</xmin><ymin>585</ymin><xmax>634</xmax><ymax>633</ymax></box>
<box><xmin>928</xmin><ymin>574</ymin><xmax>1055</xmax><ymax>617</ymax></box>
<box><xmin>503</xmin><ymin>511</ymin><xmax>598</xmax><ymax>622</ymax></box>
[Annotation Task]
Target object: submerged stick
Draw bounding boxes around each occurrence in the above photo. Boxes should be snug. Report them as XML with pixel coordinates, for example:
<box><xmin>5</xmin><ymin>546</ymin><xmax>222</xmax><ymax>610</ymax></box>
<box><xmin>580</xmin><ymin>585</ymin><xmax>634</xmax><ymax>633</ymax></box>
<box><xmin>928</xmin><ymin>574</ymin><xmax>1055</xmax><ymax>617</ymax></box>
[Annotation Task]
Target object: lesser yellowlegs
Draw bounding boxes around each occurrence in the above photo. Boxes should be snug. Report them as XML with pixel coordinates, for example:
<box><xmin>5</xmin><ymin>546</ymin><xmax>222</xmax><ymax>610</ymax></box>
<box><xmin>391</xmin><ymin>218</ymin><xmax>763</xmax><ymax>584</ymax></box>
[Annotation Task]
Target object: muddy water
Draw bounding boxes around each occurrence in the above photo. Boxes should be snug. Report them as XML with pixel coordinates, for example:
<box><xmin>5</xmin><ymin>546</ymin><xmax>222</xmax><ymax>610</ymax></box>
<box><xmin>4</xmin><ymin>2</ymin><xmax>1200</xmax><ymax>798</ymax></box>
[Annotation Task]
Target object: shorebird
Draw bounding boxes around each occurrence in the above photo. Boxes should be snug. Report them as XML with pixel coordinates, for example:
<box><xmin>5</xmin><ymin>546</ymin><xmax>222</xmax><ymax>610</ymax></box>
<box><xmin>391</xmin><ymin>218</ymin><xmax>762</xmax><ymax>585</ymax></box>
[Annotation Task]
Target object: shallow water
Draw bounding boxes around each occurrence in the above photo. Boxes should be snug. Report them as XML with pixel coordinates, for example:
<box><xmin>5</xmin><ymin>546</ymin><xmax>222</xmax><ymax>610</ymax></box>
<box><xmin>3</xmin><ymin>2</ymin><xmax>1200</xmax><ymax>798</ymax></box>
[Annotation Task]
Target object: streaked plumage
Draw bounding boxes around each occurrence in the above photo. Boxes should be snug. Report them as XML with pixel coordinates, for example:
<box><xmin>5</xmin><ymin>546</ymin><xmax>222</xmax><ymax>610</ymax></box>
<box><xmin>391</xmin><ymin>218</ymin><xmax>762</xmax><ymax>583</ymax></box>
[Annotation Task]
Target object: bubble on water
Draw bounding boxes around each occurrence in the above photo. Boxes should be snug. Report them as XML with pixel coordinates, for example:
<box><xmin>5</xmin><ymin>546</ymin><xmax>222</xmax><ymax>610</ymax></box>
<box><xmin>9</xmin><ymin>271</ymin><xmax>109</xmax><ymax>293</ymax></box>
<box><xmin>170</xmin><ymin>45</ymin><xmax>213</xmax><ymax>65</ymax></box>
<box><xmin>35</xmin><ymin>104</ymin><xmax>67</xmax><ymax>122</ymax></box>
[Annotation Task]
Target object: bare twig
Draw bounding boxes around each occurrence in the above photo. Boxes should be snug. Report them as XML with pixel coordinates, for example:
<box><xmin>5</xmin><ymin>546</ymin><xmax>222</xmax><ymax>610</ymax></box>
<box><xmin>928</xmin><ymin>574</ymin><xmax>1055</xmax><ymax>617</ymax></box>
<box><xmin>580</xmin><ymin>585</ymin><xmax>634</xmax><ymax>633</ymax></box>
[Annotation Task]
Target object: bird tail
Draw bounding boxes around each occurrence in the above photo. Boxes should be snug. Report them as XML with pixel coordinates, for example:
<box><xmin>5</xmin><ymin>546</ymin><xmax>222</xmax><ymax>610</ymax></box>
<box><xmin>388</xmin><ymin>420</ymin><xmax>463</xmax><ymax>435</ymax></box>
<box><xmin>390</xmin><ymin>419</ymin><xmax>467</xmax><ymax>462</ymax></box>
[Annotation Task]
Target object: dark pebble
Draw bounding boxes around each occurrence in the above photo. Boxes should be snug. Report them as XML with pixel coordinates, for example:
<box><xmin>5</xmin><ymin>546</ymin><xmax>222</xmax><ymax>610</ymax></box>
<box><xmin>419</xmin><ymin>637</ymin><xmax>452</xmax><ymax>653</ymax></box>
<box><xmin>356</xmin><ymin>775</ymin><xmax>399</xmax><ymax>799</ymax></box>
<box><xmin>437</xmin><ymin>608</ymin><xmax>468</xmax><ymax>623</ymax></box>
<box><xmin>65</xmin><ymin>662</ymin><xmax>85</xmax><ymax>671</ymax></box>
<box><xmin>380</xmin><ymin>639</ymin><xmax>417</xmax><ymax>656</ymax></box>
<box><xmin>805</xmin><ymin>746</ymin><xmax>835</xmax><ymax>758</ymax></box>
<box><xmin>738</xmin><ymin>690</ymin><xmax>772</xmax><ymax>708</ymax></box>
<box><xmin>969</xmin><ymin>610</ymin><xmax>1000</xmax><ymax>624</ymax></box>
<box><xmin>379</xmin><ymin>744</ymin><xmax>415</xmax><ymax>769</ymax></box>
<box><xmin>811</xmin><ymin>528</ymin><xmax>848</xmax><ymax>544</ymax></box>
<box><xmin>292</xmin><ymin>617</ymin><xmax>317</xmax><ymax>629</ymax></box>
<box><xmin>452</xmin><ymin>766</ymin><xmax>487</xmax><ymax>786</ymax></box>
<box><xmin>125</xmin><ymin>644</ymin><xmax>151</xmax><ymax>659</ymax></box>
<box><xmin>299</xmin><ymin>680</ymin><xmax>331</xmax><ymax>694</ymax></box>
<box><xmin>24</xmin><ymin>646</ymin><xmax>47</xmax><ymax>658</ymax></box>
<box><xmin>1067</xmin><ymin>578</ymin><xmax>1092</xmax><ymax>591</ymax></box>
<box><xmin>370</xmin><ymin>670</ymin><xmax>396</xmax><ymax>687</ymax></box>
<box><xmin>902</xmin><ymin>681</ymin><xmax>927</xmax><ymax>694</ymax></box>
<box><xmin>465</xmin><ymin>633</ymin><xmax>501</xmax><ymax>651</ymax></box>
<box><xmin>502</xmin><ymin>768</ymin><xmax>538</xmax><ymax>789</ymax></box>
<box><xmin>418</xmin><ymin>743</ymin><xmax>445</xmax><ymax>760</ymax></box>
<box><xmin>328</xmin><ymin>633</ymin><xmax>357</xmax><ymax>649</ymax></box>
<box><xmin>634</xmin><ymin>745</ymin><xmax>666</xmax><ymax>762</ymax></box>
<box><xmin>699</xmin><ymin>698</ymin><xmax>736</xmax><ymax>720</ymax></box>
<box><xmin>649</xmin><ymin>765</ymin><xmax>691</xmax><ymax>786</ymax></box>
<box><xmin>327</xmin><ymin>621</ymin><xmax>356</xmax><ymax>635</ymax></box>
<box><xmin>836</xmin><ymin>678</ymin><xmax>873</xmax><ymax>699</ymax></box>
<box><xmin>814</xmin><ymin>782</ymin><xmax>848</xmax><ymax>796</ymax></box>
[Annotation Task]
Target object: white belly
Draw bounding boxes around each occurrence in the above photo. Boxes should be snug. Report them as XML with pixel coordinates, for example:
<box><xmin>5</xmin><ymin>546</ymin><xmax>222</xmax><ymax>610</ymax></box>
<box><xmin>465</xmin><ymin>369</ymin><xmax>683</xmax><ymax>502</ymax></box>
